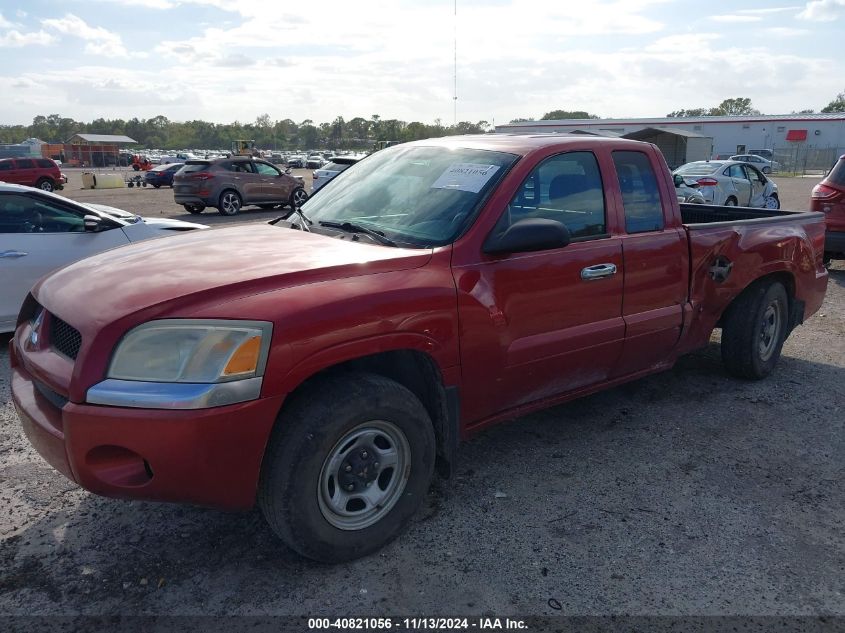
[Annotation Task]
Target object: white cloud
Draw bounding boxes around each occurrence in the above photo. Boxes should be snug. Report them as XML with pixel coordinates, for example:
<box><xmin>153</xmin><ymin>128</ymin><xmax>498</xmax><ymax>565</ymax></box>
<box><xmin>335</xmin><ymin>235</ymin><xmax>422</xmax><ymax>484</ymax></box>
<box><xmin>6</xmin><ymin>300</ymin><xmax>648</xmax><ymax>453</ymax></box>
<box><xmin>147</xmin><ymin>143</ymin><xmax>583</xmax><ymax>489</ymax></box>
<box><xmin>42</xmin><ymin>13</ymin><xmax>126</xmax><ymax>57</ymax></box>
<box><xmin>0</xmin><ymin>12</ymin><xmax>14</xmax><ymax>28</ymax></box>
<box><xmin>737</xmin><ymin>6</ymin><xmax>801</xmax><ymax>14</ymax></box>
<box><xmin>765</xmin><ymin>26</ymin><xmax>810</xmax><ymax>35</ymax></box>
<box><xmin>798</xmin><ymin>0</ymin><xmax>845</xmax><ymax>20</ymax></box>
<box><xmin>709</xmin><ymin>14</ymin><xmax>762</xmax><ymax>22</ymax></box>
<box><xmin>0</xmin><ymin>29</ymin><xmax>55</xmax><ymax>47</ymax></box>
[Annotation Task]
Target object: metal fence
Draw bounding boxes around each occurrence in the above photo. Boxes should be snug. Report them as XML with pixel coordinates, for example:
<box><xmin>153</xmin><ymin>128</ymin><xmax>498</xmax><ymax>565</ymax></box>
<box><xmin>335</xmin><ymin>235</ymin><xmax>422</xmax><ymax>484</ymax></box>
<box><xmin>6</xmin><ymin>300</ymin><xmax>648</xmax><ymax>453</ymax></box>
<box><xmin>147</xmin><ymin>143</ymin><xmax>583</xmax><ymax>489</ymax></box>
<box><xmin>772</xmin><ymin>146</ymin><xmax>840</xmax><ymax>176</ymax></box>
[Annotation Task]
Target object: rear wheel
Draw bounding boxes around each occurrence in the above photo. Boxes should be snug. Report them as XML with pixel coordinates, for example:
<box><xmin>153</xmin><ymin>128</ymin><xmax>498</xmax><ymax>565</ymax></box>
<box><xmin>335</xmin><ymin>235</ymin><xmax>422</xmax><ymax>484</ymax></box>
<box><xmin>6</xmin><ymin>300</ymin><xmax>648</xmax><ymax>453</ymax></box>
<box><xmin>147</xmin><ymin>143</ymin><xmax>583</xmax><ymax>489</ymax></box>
<box><xmin>725</xmin><ymin>196</ymin><xmax>738</xmax><ymax>207</ymax></box>
<box><xmin>762</xmin><ymin>167</ymin><xmax>771</xmax><ymax>174</ymax></box>
<box><xmin>183</xmin><ymin>204</ymin><xmax>204</xmax><ymax>214</ymax></box>
<box><xmin>289</xmin><ymin>187</ymin><xmax>308</xmax><ymax>209</ymax></box>
<box><xmin>36</xmin><ymin>178</ymin><xmax>54</xmax><ymax>192</ymax></box>
<box><xmin>218</xmin><ymin>190</ymin><xmax>242</xmax><ymax>216</ymax></box>
<box><xmin>721</xmin><ymin>280</ymin><xmax>789</xmax><ymax>380</ymax></box>
<box><xmin>259</xmin><ymin>372</ymin><xmax>436</xmax><ymax>562</ymax></box>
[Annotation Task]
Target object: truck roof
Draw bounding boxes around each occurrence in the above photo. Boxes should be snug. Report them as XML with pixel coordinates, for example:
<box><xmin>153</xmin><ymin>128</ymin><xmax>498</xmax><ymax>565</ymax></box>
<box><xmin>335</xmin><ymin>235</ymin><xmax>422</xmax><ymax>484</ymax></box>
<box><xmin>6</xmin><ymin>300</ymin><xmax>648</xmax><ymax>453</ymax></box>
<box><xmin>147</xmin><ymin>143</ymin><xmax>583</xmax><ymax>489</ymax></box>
<box><xmin>405</xmin><ymin>133</ymin><xmax>648</xmax><ymax>156</ymax></box>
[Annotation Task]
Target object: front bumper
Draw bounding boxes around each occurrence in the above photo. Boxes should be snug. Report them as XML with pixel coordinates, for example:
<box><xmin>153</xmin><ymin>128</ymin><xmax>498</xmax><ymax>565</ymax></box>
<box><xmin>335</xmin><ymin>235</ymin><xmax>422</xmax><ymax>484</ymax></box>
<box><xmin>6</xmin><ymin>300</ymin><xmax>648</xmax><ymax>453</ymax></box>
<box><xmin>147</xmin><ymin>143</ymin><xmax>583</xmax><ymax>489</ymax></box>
<box><xmin>10</xmin><ymin>341</ymin><xmax>284</xmax><ymax>510</ymax></box>
<box><xmin>825</xmin><ymin>231</ymin><xmax>845</xmax><ymax>254</ymax></box>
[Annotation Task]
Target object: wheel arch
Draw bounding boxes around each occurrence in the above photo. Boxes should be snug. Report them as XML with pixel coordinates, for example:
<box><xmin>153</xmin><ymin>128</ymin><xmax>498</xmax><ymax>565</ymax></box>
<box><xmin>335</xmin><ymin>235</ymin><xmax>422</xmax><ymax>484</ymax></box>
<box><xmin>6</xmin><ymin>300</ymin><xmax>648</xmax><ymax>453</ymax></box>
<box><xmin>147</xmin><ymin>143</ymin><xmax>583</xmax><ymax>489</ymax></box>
<box><xmin>717</xmin><ymin>270</ymin><xmax>799</xmax><ymax>330</ymax></box>
<box><xmin>270</xmin><ymin>348</ymin><xmax>459</xmax><ymax>480</ymax></box>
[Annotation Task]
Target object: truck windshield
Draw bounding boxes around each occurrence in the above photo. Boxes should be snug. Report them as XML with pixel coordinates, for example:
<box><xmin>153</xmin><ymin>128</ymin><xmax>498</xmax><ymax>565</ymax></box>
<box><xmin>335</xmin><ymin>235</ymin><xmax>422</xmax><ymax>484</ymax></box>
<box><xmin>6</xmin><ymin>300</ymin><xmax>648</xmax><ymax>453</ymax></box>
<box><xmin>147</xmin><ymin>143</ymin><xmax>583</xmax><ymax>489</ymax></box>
<box><xmin>300</xmin><ymin>145</ymin><xmax>518</xmax><ymax>247</ymax></box>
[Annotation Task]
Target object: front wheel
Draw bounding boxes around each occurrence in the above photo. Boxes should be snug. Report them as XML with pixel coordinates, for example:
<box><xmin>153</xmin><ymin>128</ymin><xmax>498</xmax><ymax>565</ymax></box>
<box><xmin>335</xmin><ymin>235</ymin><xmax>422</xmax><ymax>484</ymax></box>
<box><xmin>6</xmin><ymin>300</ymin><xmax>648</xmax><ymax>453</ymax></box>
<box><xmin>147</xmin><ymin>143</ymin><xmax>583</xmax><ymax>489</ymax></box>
<box><xmin>289</xmin><ymin>187</ymin><xmax>308</xmax><ymax>209</ymax></box>
<box><xmin>259</xmin><ymin>372</ymin><xmax>436</xmax><ymax>562</ymax></box>
<box><xmin>36</xmin><ymin>178</ymin><xmax>54</xmax><ymax>192</ymax></box>
<box><xmin>763</xmin><ymin>194</ymin><xmax>780</xmax><ymax>209</ymax></box>
<box><xmin>218</xmin><ymin>190</ymin><xmax>242</xmax><ymax>216</ymax></box>
<box><xmin>763</xmin><ymin>167</ymin><xmax>771</xmax><ymax>174</ymax></box>
<box><xmin>724</xmin><ymin>196</ymin><xmax>738</xmax><ymax>207</ymax></box>
<box><xmin>721</xmin><ymin>280</ymin><xmax>789</xmax><ymax>379</ymax></box>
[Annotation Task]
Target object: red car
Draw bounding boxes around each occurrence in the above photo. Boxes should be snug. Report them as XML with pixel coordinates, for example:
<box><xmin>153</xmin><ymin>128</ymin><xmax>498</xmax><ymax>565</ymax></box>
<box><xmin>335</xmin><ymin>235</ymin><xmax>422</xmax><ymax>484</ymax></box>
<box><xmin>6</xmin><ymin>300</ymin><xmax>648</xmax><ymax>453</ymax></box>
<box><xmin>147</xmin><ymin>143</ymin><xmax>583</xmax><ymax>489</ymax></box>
<box><xmin>0</xmin><ymin>157</ymin><xmax>65</xmax><ymax>192</ymax></box>
<box><xmin>10</xmin><ymin>135</ymin><xmax>828</xmax><ymax>562</ymax></box>
<box><xmin>811</xmin><ymin>154</ymin><xmax>845</xmax><ymax>262</ymax></box>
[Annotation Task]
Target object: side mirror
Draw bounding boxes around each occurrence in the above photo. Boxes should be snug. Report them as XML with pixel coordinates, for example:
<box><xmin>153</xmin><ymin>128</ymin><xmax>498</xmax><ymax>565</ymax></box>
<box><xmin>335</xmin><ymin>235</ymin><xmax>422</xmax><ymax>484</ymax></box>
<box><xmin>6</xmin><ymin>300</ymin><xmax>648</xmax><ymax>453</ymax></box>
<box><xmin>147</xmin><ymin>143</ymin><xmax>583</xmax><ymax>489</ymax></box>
<box><xmin>483</xmin><ymin>218</ymin><xmax>571</xmax><ymax>255</ymax></box>
<box><xmin>83</xmin><ymin>214</ymin><xmax>103</xmax><ymax>232</ymax></box>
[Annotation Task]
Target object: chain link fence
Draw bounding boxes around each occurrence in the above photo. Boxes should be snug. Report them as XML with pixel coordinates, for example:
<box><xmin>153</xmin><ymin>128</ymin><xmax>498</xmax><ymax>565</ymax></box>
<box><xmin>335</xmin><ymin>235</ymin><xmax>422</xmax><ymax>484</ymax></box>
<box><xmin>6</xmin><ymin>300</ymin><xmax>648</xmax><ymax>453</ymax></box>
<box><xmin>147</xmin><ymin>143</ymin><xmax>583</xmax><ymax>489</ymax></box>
<box><xmin>772</xmin><ymin>146</ymin><xmax>840</xmax><ymax>176</ymax></box>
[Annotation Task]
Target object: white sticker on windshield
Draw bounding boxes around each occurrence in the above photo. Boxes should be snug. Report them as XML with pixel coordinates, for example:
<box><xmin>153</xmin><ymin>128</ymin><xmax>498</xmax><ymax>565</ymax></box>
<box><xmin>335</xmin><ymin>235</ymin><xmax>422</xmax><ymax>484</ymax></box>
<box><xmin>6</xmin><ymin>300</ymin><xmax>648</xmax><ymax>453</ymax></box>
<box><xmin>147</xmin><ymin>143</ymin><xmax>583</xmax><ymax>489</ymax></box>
<box><xmin>430</xmin><ymin>163</ymin><xmax>500</xmax><ymax>193</ymax></box>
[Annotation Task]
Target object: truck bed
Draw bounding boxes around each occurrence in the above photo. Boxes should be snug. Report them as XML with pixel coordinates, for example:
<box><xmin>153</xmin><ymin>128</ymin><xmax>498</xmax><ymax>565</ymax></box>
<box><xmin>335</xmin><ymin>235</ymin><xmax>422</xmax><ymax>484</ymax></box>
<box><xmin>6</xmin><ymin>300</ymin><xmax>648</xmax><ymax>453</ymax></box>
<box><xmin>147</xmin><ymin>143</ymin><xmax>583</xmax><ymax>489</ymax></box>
<box><xmin>677</xmin><ymin>202</ymin><xmax>828</xmax><ymax>357</ymax></box>
<box><xmin>679</xmin><ymin>202</ymin><xmax>813</xmax><ymax>226</ymax></box>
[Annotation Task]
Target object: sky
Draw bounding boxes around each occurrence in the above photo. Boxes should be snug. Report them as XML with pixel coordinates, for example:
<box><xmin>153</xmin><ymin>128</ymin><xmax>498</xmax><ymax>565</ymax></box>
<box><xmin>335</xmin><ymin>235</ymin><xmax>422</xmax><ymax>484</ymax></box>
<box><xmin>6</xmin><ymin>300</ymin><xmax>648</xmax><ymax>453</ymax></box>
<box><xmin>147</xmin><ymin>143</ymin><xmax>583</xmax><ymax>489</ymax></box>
<box><xmin>0</xmin><ymin>0</ymin><xmax>844</xmax><ymax>127</ymax></box>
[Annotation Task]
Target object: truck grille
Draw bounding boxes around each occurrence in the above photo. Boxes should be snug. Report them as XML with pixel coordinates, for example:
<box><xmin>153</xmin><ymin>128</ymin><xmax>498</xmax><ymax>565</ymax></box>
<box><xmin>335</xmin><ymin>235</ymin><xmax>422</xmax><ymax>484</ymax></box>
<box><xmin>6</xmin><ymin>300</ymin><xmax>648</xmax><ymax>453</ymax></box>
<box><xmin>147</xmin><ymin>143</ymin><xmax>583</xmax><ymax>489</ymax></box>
<box><xmin>50</xmin><ymin>315</ymin><xmax>82</xmax><ymax>360</ymax></box>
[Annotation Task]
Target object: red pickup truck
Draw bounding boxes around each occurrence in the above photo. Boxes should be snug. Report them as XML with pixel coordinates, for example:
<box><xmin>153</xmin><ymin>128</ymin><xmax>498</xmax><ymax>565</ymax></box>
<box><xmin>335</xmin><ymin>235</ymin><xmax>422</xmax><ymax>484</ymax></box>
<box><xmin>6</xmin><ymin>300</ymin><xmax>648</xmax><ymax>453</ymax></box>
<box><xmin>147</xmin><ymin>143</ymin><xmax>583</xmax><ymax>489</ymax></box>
<box><xmin>10</xmin><ymin>135</ymin><xmax>828</xmax><ymax>562</ymax></box>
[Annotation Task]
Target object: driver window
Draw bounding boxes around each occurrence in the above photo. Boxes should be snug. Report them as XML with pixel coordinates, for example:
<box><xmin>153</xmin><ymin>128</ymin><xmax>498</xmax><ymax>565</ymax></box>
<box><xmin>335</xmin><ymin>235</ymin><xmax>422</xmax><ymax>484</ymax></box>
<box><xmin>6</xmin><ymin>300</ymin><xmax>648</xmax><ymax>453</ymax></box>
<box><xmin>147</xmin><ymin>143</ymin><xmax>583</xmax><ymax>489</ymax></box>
<box><xmin>255</xmin><ymin>162</ymin><xmax>281</xmax><ymax>176</ymax></box>
<box><xmin>0</xmin><ymin>193</ymin><xmax>84</xmax><ymax>234</ymax></box>
<box><xmin>748</xmin><ymin>168</ymin><xmax>765</xmax><ymax>185</ymax></box>
<box><xmin>495</xmin><ymin>151</ymin><xmax>606</xmax><ymax>240</ymax></box>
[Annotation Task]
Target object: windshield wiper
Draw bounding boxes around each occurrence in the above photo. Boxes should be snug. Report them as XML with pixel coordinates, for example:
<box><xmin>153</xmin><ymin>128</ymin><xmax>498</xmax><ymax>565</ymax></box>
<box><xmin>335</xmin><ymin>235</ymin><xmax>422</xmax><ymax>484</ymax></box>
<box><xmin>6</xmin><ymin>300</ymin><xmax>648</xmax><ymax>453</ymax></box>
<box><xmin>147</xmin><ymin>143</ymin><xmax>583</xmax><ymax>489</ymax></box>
<box><xmin>270</xmin><ymin>206</ymin><xmax>313</xmax><ymax>232</ymax></box>
<box><xmin>319</xmin><ymin>221</ymin><xmax>397</xmax><ymax>247</ymax></box>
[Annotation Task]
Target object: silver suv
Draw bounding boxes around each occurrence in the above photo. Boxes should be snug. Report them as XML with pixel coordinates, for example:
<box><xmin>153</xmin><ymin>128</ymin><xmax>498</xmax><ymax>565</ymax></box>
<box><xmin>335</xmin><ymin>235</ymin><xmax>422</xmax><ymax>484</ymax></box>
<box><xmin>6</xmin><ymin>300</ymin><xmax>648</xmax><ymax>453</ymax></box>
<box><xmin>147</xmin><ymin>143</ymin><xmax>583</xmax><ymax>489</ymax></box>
<box><xmin>173</xmin><ymin>157</ymin><xmax>307</xmax><ymax>216</ymax></box>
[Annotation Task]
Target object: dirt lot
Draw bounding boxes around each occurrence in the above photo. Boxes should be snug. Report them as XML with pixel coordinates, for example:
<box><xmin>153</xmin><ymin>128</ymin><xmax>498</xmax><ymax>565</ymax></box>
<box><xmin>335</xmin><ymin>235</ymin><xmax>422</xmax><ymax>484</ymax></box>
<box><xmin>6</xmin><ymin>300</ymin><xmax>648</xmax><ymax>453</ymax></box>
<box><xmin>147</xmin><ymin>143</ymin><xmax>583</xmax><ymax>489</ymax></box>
<box><xmin>0</xmin><ymin>174</ymin><xmax>843</xmax><ymax>618</ymax></box>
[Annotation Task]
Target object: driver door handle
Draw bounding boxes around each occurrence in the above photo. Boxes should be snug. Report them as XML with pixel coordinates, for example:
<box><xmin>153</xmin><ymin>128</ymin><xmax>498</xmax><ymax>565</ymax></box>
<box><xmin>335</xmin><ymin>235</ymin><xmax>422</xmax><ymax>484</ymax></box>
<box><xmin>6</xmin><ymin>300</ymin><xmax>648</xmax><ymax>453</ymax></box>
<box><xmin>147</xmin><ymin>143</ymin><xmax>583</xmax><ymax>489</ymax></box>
<box><xmin>581</xmin><ymin>263</ymin><xmax>617</xmax><ymax>280</ymax></box>
<box><xmin>0</xmin><ymin>250</ymin><xmax>28</xmax><ymax>259</ymax></box>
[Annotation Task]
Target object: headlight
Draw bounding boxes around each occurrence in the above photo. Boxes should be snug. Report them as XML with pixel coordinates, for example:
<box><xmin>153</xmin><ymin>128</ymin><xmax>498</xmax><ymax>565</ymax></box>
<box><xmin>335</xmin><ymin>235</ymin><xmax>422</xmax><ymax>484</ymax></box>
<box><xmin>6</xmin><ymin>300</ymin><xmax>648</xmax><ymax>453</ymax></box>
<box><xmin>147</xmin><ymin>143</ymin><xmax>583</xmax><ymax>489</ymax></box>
<box><xmin>108</xmin><ymin>319</ymin><xmax>272</xmax><ymax>383</ymax></box>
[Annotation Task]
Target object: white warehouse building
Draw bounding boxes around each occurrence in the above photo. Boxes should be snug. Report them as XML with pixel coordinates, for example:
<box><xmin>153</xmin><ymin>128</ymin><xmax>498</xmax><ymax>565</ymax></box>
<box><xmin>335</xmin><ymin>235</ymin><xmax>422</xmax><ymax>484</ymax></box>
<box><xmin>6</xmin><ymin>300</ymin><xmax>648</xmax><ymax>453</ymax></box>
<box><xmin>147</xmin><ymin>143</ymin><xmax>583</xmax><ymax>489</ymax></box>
<box><xmin>496</xmin><ymin>113</ymin><xmax>845</xmax><ymax>172</ymax></box>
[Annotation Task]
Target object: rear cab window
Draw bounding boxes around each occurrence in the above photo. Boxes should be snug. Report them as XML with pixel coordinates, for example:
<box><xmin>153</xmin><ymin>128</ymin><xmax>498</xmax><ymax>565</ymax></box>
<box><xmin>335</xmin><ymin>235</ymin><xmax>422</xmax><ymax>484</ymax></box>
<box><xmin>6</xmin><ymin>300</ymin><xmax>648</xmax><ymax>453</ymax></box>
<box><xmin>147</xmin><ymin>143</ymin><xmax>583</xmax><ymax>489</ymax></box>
<box><xmin>612</xmin><ymin>151</ymin><xmax>665</xmax><ymax>234</ymax></box>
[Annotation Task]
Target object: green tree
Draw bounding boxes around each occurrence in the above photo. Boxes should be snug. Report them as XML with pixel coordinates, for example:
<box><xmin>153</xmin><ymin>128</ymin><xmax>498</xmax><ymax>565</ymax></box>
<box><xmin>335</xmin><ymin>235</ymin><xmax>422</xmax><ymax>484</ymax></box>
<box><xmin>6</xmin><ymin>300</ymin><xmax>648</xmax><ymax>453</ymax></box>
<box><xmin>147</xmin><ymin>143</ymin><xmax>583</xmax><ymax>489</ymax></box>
<box><xmin>711</xmin><ymin>97</ymin><xmax>759</xmax><ymax>116</ymax></box>
<box><xmin>540</xmin><ymin>110</ymin><xmax>598</xmax><ymax>120</ymax></box>
<box><xmin>821</xmin><ymin>90</ymin><xmax>845</xmax><ymax>113</ymax></box>
<box><xmin>666</xmin><ymin>108</ymin><xmax>710</xmax><ymax>117</ymax></box>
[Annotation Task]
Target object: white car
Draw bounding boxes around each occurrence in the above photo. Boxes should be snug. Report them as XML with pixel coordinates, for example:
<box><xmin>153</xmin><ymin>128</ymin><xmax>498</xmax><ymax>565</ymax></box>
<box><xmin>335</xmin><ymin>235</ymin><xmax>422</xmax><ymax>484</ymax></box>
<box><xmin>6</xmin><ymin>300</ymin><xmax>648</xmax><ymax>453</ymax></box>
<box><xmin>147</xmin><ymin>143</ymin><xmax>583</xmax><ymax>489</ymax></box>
<box><xmin>311</xmin><ymin>156</ymin><xmax>363</xmax><ymax>194</ymax></box>
<box><xmin>161</xmin><ymin>152</ymin><xmax>199</xmax><ymax>165</ymax></box>
<box><xmin>0</xmin><ymin>183</ymin><xmax>207</xmax><ymax>332</ymax></box>
<box><xmin>672</xmin><ymin>160</ymin><xmax>780</xmax><ymax>209</ymax></box>
<box><xmin>730</xmin><ymin>153</ymin><xmax>778</xmax><ymax>174</ymax></box>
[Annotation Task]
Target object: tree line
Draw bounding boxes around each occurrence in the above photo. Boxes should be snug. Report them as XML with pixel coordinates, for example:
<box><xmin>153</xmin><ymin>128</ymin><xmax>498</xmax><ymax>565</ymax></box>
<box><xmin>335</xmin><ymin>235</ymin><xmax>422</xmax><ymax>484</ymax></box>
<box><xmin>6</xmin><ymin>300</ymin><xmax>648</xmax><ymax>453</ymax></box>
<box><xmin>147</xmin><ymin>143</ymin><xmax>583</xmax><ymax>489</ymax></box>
<box><xmin>0</xmin><ymin>113</ymin><xmax>492</xmax><ymax>150</ymax></box>
<box><xmin>3</xmin><ymin>91</ymin><xmax>843</xmax><ymax>149</ymax></box>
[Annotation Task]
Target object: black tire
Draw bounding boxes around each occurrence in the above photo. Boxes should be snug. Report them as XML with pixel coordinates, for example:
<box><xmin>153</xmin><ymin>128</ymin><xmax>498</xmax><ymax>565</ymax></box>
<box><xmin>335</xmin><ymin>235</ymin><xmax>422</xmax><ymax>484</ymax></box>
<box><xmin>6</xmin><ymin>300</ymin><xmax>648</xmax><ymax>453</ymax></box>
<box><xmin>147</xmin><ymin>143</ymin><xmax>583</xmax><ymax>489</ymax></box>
<box><xmin>257</xmin><ymin>203</ymin><xmax>279</xmax><ymax>209</ymax></box>
<box><xmin>218</xmin><ymin>190</ymin><xmax>242</xmax><ymax>216</ymax></box>
<box><xmin>153</xmin><ymin>184</ymin><xmax>161</xmax><ymax>189</ymax></box>
<box><xmin>721</xmin><ymin>280</ymin><xmax>789</xmax><ymax>380</ymax></box>
<box><xmin>762</xmin><ymin>167</ymin><xmax>771</xmax><ymax>174</ymax></box>
<box><xmin>183</xmin><ymin>204</ymin><xmax>204</xmax><ymax>214</ymax></box>
<box><xmin>36</xmin><ymin>178</ymin><xmax>54</xmax><ymax>192</ymax></box>
<box><xmin>132</xmin><ymin>164</ymin><xmax>140</xmax><ymax>171</ymax></box>
<box><xmin>289</xmin><ymin>187</ymin><xmax>308</xmax><ymax>209</ymax></box>
<box><xmin>724</xmin><ymin>196</ymin><xmax>738</xmax><ymax>207</ymax></box>
<box><xmin>259</xmin><ymin>372</ymin><xmax>436</xmax><ymax>562</ymax></box>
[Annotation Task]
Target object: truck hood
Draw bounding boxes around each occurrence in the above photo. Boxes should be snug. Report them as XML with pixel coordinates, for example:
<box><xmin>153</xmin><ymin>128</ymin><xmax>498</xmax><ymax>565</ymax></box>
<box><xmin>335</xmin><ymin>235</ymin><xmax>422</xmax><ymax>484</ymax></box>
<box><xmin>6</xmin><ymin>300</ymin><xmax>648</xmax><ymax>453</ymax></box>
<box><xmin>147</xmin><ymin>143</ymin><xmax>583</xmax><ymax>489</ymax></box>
<box><xmin>33</xmin><ymin>224</ymin><xmax>432</xmax><ymax>329</ymax></box>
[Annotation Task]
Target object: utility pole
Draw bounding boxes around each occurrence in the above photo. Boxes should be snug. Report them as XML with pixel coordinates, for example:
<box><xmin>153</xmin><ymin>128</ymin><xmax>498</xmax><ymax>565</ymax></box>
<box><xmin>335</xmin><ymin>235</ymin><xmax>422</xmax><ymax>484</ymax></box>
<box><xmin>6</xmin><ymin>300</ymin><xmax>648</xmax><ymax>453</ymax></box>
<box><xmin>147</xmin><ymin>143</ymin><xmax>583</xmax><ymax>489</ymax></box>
<box><xmin>453</xmin><ymin>0</ymin><xmax>457</xmax><ymax>126</ymax></box>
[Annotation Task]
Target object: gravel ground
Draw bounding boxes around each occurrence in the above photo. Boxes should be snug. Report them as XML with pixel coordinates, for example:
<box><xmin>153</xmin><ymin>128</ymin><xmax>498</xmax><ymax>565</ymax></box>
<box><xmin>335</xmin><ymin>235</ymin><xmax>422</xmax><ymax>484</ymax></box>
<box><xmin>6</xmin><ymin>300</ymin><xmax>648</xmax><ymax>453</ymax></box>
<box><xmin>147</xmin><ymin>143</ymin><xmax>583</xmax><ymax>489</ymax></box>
<box><xmin>0</xmin><ymin>174</ymin><xmax>843</xmax><ymax>618</ymax></box>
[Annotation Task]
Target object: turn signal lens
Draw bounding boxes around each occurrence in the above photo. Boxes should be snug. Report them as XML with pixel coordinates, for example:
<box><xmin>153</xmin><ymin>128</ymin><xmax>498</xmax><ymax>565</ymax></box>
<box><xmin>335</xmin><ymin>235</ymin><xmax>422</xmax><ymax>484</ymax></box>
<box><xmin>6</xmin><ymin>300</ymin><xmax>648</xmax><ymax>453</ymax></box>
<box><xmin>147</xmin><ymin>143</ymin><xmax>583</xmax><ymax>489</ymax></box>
<box><xmin>223</xmin><ymin>336</ymin><xmax>262</xmax><ymax>376</ymax></box>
